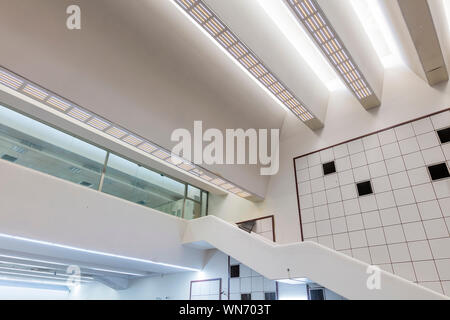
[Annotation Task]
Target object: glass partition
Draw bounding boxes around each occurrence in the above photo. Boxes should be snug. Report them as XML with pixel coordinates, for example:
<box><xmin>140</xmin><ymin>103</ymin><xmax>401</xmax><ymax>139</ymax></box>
<box><xmin>0</xmin><ymin>104</ymin><xmax>208</xmax><ymax>219</ymax></box>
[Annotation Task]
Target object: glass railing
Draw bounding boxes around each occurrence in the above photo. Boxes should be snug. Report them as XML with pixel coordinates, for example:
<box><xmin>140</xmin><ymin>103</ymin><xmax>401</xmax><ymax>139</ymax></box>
<box><xmin>0</xmin><ymin>104</ymin><xmax>208</xmax><ymax>219</ymax></box>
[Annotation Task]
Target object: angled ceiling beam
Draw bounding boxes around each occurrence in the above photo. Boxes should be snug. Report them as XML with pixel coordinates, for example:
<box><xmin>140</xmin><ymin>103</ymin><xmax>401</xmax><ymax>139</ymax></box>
<box><xmin>175</xmin><ymin>0</ymin><xmax>329</xmax><ymax>130</ymax></box>
<box><xmin>397</xmin><ymin>0</ymin><xmax>448</xmax><ymax>86</ymax></box>
<box><xmin>285</xmin><ymin>0</ymin><xmax>383</xmax><ymax>110</ymax></box>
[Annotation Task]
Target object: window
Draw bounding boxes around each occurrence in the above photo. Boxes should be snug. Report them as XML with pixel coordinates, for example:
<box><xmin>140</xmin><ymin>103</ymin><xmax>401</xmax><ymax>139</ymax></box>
<box><xmin>237</xmin><ymin>221</ymin><xmax>256</xmax><ymax>233</ymax></box>
<box><xmin>309</xmin><ymin>288</ymin><xmax>325</xmax><ymax>300</ymax></box>
<box><xmin>241</xmin><ymin>293</ymin><xmax>251</xmax><ymax>300</ymax></box>
<box><xmin>265</xmin><ymin>292</ymin><xmax>276</xmax><ymax>300</ymax></box>
<box><xmin>437</xmin><ymin>127</ymin><xmax>450</xmax><ymax>144</ymax></box>
<box><xmin>322</xmin><ymin>161</ymin><xmax>336</xmax><ymax>175</ymax></box>
<box><xmin>230</xmin><ymin>265</ymin><xmax>240</xmax><ymax>278</ymax></box>
<box><xmin>427</xmin><ymin>163</ymin><xmax>450</xmax><ymax>181</ymax></box>
<box><xmin>357</xmin><ymin>181</ymin><xmax>373</xmax><ymax>196</ymax></box>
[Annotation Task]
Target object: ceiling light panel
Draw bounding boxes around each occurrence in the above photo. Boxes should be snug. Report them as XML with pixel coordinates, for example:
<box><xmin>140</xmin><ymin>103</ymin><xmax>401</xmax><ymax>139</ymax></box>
<box><xmin>0</xmin><ymin>65</ymin><xmax>257</xmax><ymax>200</ymax></box>
<box><xmin>285</xmin><ymin>0</ymin><xmax>377</xmax><ymax>104</ymax></box>
<box><xmin>174</xmin><ymin>0</ymin><xmax>316</xmax><ymax>124</ymax></box>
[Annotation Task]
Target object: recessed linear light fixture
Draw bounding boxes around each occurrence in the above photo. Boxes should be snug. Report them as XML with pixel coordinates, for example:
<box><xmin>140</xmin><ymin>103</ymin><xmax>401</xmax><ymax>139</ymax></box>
<box><xmin>285</xmin><ymin>0</ymin><xmax>380</xmax><ymax>109</ymax></box>
<box><xmin>0</xmin><ymin>65</ymin><xmax>255</xmax><ymax>200</ymax></box>
<box><xmin>174</xmin><ymin>0</ymin><xmax>322</xmax><ymax>130</ymax></box>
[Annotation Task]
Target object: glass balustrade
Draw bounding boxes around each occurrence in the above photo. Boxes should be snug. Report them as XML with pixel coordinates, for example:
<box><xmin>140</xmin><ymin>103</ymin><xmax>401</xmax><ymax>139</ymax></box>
<box><xmin>0</xmin><ymin>104</ymin><xmax>208</xmax><ymax>219</ymax></box>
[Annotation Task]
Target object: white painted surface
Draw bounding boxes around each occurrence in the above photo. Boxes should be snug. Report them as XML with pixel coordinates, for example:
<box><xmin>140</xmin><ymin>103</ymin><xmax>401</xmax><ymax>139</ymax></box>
<box><xmin>0</xmin><ymin>285</ymin><xmax>68</xmax><ymax>300</ymax></box>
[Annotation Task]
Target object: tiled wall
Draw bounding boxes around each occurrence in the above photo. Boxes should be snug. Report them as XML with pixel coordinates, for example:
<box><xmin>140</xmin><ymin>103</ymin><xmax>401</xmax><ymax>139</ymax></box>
<box><xmin>294</xmin><ymin>110</ymin><xmax>450</xmax><ymax>296</ymax></box>
<box><xmin>190</xmin><ymin>279</ymin><xmax>221</xmax><ymax>300</ymax></box>
<box><xmin>253</xmin><ymin>217</ymin><xmax>275</xmax><ymax>242</ymax></box>
<box><xmin>229</xmin><ymin>257</ymin><xmax>278</xmax><ymax>300</ymax></box>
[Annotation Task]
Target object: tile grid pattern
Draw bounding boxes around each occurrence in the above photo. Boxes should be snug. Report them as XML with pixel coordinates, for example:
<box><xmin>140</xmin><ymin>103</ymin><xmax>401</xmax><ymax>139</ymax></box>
<box><xmin>295</xmin><ymin>110</ymin><xmax>450</xmax><ymax>296</ymax></box>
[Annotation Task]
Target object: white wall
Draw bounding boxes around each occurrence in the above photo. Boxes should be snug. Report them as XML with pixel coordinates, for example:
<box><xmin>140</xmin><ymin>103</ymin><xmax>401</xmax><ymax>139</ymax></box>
<box><xmin>0</xmin><ymin>284</ymin><xmax>68</xmax><ymax>300</ymax></box>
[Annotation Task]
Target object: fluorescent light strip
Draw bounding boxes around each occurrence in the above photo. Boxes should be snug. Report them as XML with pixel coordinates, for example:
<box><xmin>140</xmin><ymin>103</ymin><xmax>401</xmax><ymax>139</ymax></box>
<box><xmin>122</xmin><ymin>134</ymin><xmax>143</xmax><ymax>146</ymax></box>
<box><xmin>0</xmin><ymin>265</ymin><xmax>93</xmax><ymax>281</ymax></box>
<box><xmin>87</xmin><ymin>117</ymin><xmax>110</xmax><ymax>131</ymax></box>
<box><xmin>286</xmin><ymin>0</ymin><xmax>374</xmax><ymax>100</ymax></box>
<box><xmin>0</xmin><ymin>233</ymin><xmax>201</xmax><ymax>272</ymax></box>
<box><xmin>0</xmin><ymin>66</ymin><xmax>256</xmax><ymax>200</ymax></box>
<box><xmin>0</xmin><ymin>70</ymin><xmax>23</xmax><ymax>90</ymax></box>
<box><xmin>47</xmin><ymin>96</ymin><xmax>71</xmax><ymax>112</ymax></box>
<box><xmin>0</xmin><ymin>270</ymin><xmax>91</xmax><ymax>283</ymax></box>
<box><xmin>211</xmin><ymin>178</ymin><xmax>225</xmax><ymax>186</ymax></box>
<box><xmin>0</xmin><ymin>276</ymin><xmax>72</xmax><ymax>288</ymax></box>
<box><xmin>22</xmin><ymin>84</ymin><xmax>48</xmax><ymax>100</ymax></box>
<box><xmin>174</xmin><ymin>0</ymin><xmax>315</xmax><ymax>123</ymax></box>
<box><xmin>67</xmin><ymin>107</ymin><xmax>91</xmax><ymax>122</ymax></box>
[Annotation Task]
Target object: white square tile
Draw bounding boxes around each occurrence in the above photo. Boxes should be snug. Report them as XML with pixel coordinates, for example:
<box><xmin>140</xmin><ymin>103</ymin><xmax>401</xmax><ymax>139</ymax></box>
<box><xmin>412</xmin><ymin>183</ymin><xmax>436</xmax><ymax>202</ymax></box>
<box><xmin>395</xmin><ymin>123</ymin><xmax>415</xmax><ymax>141</ymax></box>
<box><xmin>412</xmin><ymin>117</ymin><xmax>434</xmax><ymax>135</ymax></box>
<box><xmin>390</xmin><ymin>172</ymin><xmax>410</xmax><ymax>190</ymax></box>
<box><xmin>429</xmin><ymin>238</ymin><xmax>450</xmax><ymax>259</ymax></box>
<box><xmin>298</xmin><ymin>181</ymin><xmax>311</xmax><ymax>196</ymax></box>
<box><xmin>240</xmin><ymin>277</ymin><xmax>252</xmax><ymax>292</ymax></box>
<box><xmin>263</xmin><ymin>279</ymin><xmax>276</xmax><ymax>292</ymax></box>
<box><xmin>359</xmin><ymin>195</ymin><xmax>378</xmax><ymax>212</ymax></box>
<box><xmin>375</xmin><ymin>191</ymin><xmax>396</xmax><ymax>210</ymax></box>
<box><xmin>320</xmin><ymin>148</ymin><xmax>334</xmax><ymax>163</ymax></box>
<box><xmin>398</xmin><ymin>204</ymin><xmax>421</xmax><ymax>223</ymax></box>
<box><xmin>435</xmin><ymin>259</ymin><xmax>450</xmax><ymax>280</ymax></box>
<box><xmin>369</xmin><ymin>245</ymin><xmax>390</xmax><ymax>264</ymax></box>
<box><xmin>362</xmin><ymin>210</ymin><xmax>382</xmax><ymax>228</ymax></box>
<box><xmin>366</xmin><ymin>228</ymin><xmax>386</xmax><ymax>246</ymax></box>
<box><xmin>326</xmin><ymin>187</ymin><xmax>342</xmax><ymax>203</ymax></box>
<box><xmin>240</xmin><ymin>265</ymin><xmax>252</xmax><ymax>277</ymax></box>
<box><xmin>333</xmin><ymin>233</ymin><xmax>351</xmax><ymax>250</ymax></box>
<box><xmin>352</xmin><ymin>247</ymin><xmax>372</xmax><ymax>264</ymax></box>
<box><xmin>417</xmin><ymin>200</ymin><xmax>443</xmax><ymax>220</ymax></box>
<box><xmin>399</xmin><ymin>137</ymin><xmax>420</xmax><ymax>155</ymax></box>
<box><xmin>423</xmin><ymin>218</ymin><xmax>448</xmax><ymax>239</ymax></box>
<box><xmin>385</xmin><ymin>157</ymin><xmax>406</xmax><ymax>174</ymax></box>
<box><xmin>363</xmin><ymin>134</ymin><xmax>380</xmax><ymax>150</ymax></box>
<box><xmin>379</xmin><ymin>207</ymin><xmax>401</xmax><ymax>226</ymax></box>
<box><xmin>430</xmin><ymin>111</ymin><xmax>450</xmax><ymax>130</ymax></box>
<box><xmin>316</xmin><ymin>220</ymin><xmax>332</xmax><ymax>236</ymax></box>
<box><xmin>417</xmin><ymin>132</ymin><xmax>439</xmax><ymax>150</ymax></box>
<box><xmin>297</xmin><ymin>168</ymin><xmax>310</xmax><ymax>182</ymax></box>
<box><xmin>299</xmin><ymin>194</ymin><xmax>313</xmax><ymax>209</ymax></box>
<box><xmin>393</xmin><ymin>262</ymin><xmax>416</xmax><ymax>282</ymax></box>
<box><xmin>365</xmin><ymin>147</ymin><xmax>384</xmax><ymax>164</ymax></box>
<box><xmin>328</xmin><ymin>202</ymin><xmax>345</xmax><ymax>218</ymax></box>
<box><xmin>353</xmin><ymin>166</ymin><xmax>370</xmax><ymax>182</ymax></box>
<box><xmin>388</xmin><ymin>243</ymin><xmax>410</xmax><ymax>263</ymax></box>
<box><xmin>331</xmin><ymin>217</ymin><xmax>347</xmax><ymax>234</ymax></box>
<box><xmin>335</xmin><ymin>156</ymin><xmax>351</xmax><ymax>172</ymax></box>
<box><xmin>403</xmin><ymin>151</ymin><xmax>425</xmax><ymax>170</ymax></box>
<box><xmin>382</xmin><ymin>142</ymin><xmax>401</xmax><ymax>159</ymax></box>
<box><xmin>407</xmin><ymin>167</ymin><xmax>430</xmax><ymax>186</ymax></box>
<box><xmin>307</xmin><ymin>153</ymin><xmax>321</xmax><ymax>167</ymax></box>
<box><xmin>408</xmin><ymin>240</ymin><xmax>433</xmax><ymax>260</ymax></box>
<box><xmin>422</xmin><ymin>146</ymin><xmax>445</xmax><ymax>165</ymax></box>
<box><xmin>251</xmin><ymin>291</ymin><xmax>265</xmax><ymax>300</ymax></box>
<box><xmin>349</xmin><ymin>230</ymin><xmax>368</xmax><ymax>248</ymax></box>
<box><xmin>403</xmin><ymin>222</ymin><xmax>427</xmax><ymax>241</ymax></box>
<box><xmin>324</xmin><ymin>173</ymin><xmax>339</xmax><ymax>190</ymax></box>
<box><xmin>333</xmin><ymin>144</ymin><xmax>349</xmax><ymax>159</ymax></box>
<box><xmin>372</xmin><ymin>176</ymin><xmax>392</xmax><ymax>193</ymax></box>
<box><xmin>302</xmin><ymin>222</ymin><xmax>316</xmax><ymax>238</ymax></box>
<box><xmin>443</xmin><ymin>144</ymin><xmax>450</xmax><ymax>160</ymax></box>
<box><xmin>378</xmin><ymin>129</ymin><xmax>397</xmax><ymax>145</ymax></box>
<box><xmin>433</xmin><ymin>180</ymin><xmax>450</xmax><ymax>199</ymax></box>
<box><xmin>393</xmin><ymin>187</ymin><xmax>415</xmax><ymax>206</ymax></box>
<box><xmin>309</xmin><ymin>164</ymin><xmax>323</xmax><ymax>180</ymax></box>
<box><xmin>295</xmin><ymin>157</ymin><xmax>308</xmax><ymax>170</ymax></box>
<box><xmin>369</xmin><ymin>161</ymin><xmax>388</xmax><ymax>178</ymax></box>
<box><xmin>311</xmin><ymin>177</ymin><xmax>325</xmax><ymax>193</ymax></box>
<box><xmin>413</xmin><ymin>261</ymin><xmax>439</xmax><ymax>282</ymax></box>
<box><xmin>439</xmin><ymin>197</ymin><xmax>450</xmax><ymax>217</ymax></box>
<box><xmin>317</xmin><ymin>235</ymin><xmax>334</xmax><ymax>248</ymax></box>
<box><xmin>338</xmin><ymin>170</ymin><xmax>355</xmax><ymax>186</ymax></box>
<box><xmin>301</xmin><ymin>208</ymin><xmax>315</xmax><ymax>223</ymax></box>
<box><xmin>384</xmin><ymin>225</ymin><xmax>406</xmax><ymax>244</ymax></box>
<box><xmin>341</xmin><ymin>184</ymin><xmax>357</xmax><ymax>200</ymax></box>
<box><xmin>251</xmin><ymin>276</ymin><xmax>264</xmax><ymax>292</ymax></box>
<box><xmin>346</xmin><ymin>214</ymin><xmax>364</xmax><ymax>231</ymax></box>
<box><xmin>343</xmin><ymin>199</ymin><xmax>361</xmax><ymax>216</ymax></box>
<box><xmin>314</xmin><ymin>205</ymin><xmax>329</xmax><ymax>221</ymax></box>
<box><xmin>350</xmin><ymin>152</ymin><xmax>367</xmax><ymax>168</ymax></box>
<box><xmin>229</xmin><ymin>278</ymin><xmax>240</xmax><ymax>294</ymax></box>
<box><xmin>313</xmin><ymin>191</ymin><xmax>327</xmax><ymax>207</ymax></box>
<box><xmin>348</xmin><ymin>139</ymin><xmax>364</xmax><ymax>154</ymax></box>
